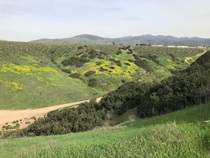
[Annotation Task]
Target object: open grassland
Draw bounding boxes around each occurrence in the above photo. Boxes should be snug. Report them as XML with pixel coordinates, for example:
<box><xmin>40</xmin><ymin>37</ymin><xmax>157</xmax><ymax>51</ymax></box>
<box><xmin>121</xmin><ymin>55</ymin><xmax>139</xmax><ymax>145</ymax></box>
<box><xmin>0</xmin><ymin>41</ymin><xmax>204</xmax><ymax>109</ymax></box>
<box><xmin>0</xmin><ymin>103</ymin><xmax>209</xmax><ymax>158</ymax></box>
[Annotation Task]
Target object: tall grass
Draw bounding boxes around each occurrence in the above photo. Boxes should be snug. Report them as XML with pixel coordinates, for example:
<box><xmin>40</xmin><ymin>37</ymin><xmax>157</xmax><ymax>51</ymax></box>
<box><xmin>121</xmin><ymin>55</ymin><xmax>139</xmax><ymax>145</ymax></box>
<box><xmin>121</xmin><ymin>103</ymin><xmax>210</xmax><ymax>128</ymax></box>
<box><xmin>0</xmin><ymin>103</ymin><xmax>209</xmax><ymax>158</ymax></box>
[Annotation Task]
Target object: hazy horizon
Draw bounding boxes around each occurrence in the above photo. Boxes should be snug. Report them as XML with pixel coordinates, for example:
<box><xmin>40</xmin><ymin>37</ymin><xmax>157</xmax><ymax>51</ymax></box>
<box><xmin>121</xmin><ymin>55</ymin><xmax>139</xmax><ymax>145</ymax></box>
<box><xmin>1</xmin><ymin>0</ymin><xmax>210</xmax><ymax>41</ymax></box>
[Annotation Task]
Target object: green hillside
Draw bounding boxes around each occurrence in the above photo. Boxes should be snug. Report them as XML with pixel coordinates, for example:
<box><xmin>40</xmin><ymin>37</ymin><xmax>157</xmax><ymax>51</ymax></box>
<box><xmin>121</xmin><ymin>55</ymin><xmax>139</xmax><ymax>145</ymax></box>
<box><xmin>0</xmin><ymin>42</ymin><xmax>97</xmax><ymax>109</ymax></box>
<box><xmin>99</xmin><ymin>50</ymin><xmax>210</xmax><ymax>119</ymax></box>
<box><xmin>4</xmin><ymin>51</ymin><xmax>209</xmax><ymax>138</ymax></box>
<box><xmin>0</xmin><ymin>103</ymin><xmax>209</xmax><ymax>158</ymax></box>
<box><xmin>0</xmin><ymin>41</ymin><xmax>202</xmax><ymax>109</ymax></box>
<box><xmin>1</xmin><ymin>44</ymin><xmax>209</xmax><ymax>158</ymax></box>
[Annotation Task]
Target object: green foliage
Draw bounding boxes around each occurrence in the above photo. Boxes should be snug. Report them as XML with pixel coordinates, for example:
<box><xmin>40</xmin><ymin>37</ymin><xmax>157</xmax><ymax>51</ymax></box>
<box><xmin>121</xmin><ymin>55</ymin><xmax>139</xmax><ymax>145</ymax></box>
<box><xmin>3</xmin><ymin>50</ymin><xmax>210</xmax><ymax>138</ymax></box>
<box><xmin>93</xmin><ymin>51</ymin><xmax>210</xmax><ymax>120</ymax></box>
<box><xmin>4</xmin><ymin>52</ymin><xmax>208</xmax><ymax>138</ymax></box>
<box><xmin>0</xmin><ymin>41</ymin><xmax>204</xmax><ymax>110</ymax></box>
<box><xmin>84</xmin><ymin>70</ymin><xmax>96</xmax><ymax>77</ymax></box>
<box><xmin>69</xmin><ymin>72</ymin><xmax>81</xmax><ymax>78</ymax></box>
<box><xmin>0</xmin><ymin>42</ymin><xmax>100</xmax><ymax>109</ymax></box>
<box><xmin>96</xmin><ymin>51</ymin><xmax>210</xmax><ymax>118</ymax></box>
<box><xmin>137</xmin><ymin>51</ymin><xmax>210</xmax><ymax>118</ymax></box>
<box><xmin>109</xmin><ymin>58</ymin><xmax>122</xmax><ymax>66</ymax></box>
<box><xmin>55</xmin><ymin>44</ymin><xmax>203</xmax><ymax>91</ymax></box>
<box><xmin>1</xmin><ymin>103</ymin><xmax>210</xmax><ymax>158</ymax></box>
<box><xmin>61</xmin><ymin>57</ymin><xmax>90</xmax><ymax>67</ymax></box>
<box><xmin>88</xmin><ymin>78</ymin><xmax>98</xmax><ymax>87</ymax></box>
<box><xmin>99</xmin><ymin>81</ymin><xmax>155</xmax><ymax>115</ymax></box>
<box><xmin>5</xmin><ymin>101</ymin><xmax>105</xmax><ymax>137</ymax></box>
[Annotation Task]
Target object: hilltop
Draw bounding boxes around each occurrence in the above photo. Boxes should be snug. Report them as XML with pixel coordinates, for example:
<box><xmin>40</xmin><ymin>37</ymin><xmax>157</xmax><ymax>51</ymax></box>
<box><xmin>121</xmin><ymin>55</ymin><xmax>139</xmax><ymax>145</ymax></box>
<box><xmin>31</xmin><ymin>34</ymin><xmax>210</xmax><ymax>47</ymax></box>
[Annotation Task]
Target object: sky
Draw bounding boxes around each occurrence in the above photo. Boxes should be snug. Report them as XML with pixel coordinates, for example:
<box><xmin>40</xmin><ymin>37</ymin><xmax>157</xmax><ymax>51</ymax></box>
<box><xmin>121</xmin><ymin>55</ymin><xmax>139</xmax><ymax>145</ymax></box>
<box><xmin>1</xmin><ymin>0</ymin><xmax>210</xmax><ymax>41</ymax></box>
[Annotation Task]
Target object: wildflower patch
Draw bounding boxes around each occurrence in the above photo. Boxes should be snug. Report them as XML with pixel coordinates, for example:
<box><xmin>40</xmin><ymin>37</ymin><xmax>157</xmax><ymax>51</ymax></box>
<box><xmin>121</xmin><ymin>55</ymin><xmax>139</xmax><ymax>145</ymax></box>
<box><xmin>0</xmin><ymin>63</ymin><xmax>58</xmax><ymax>76</ymax></box>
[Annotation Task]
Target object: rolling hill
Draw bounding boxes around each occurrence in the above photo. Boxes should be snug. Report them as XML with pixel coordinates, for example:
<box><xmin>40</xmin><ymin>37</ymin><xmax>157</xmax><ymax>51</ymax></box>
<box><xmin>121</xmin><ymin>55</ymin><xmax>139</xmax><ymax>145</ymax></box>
<box><xmin>4</xmin><ymin>50</ymin><xmax>209</xmax><ymax>138</ymax></box>
<box><xmin>0</xmin><ymin>43</ymin><xmax>209</xmax><ymax>158</ymax></box>
<box><xmin>31</xmin><ymin>34</ymin><xmax>210</xmax><ymax>46</ymax></box>
<box><xmin>0</xmin><ymin>41</ymin><xmax>203</xmax><ymax>109</ymax></box>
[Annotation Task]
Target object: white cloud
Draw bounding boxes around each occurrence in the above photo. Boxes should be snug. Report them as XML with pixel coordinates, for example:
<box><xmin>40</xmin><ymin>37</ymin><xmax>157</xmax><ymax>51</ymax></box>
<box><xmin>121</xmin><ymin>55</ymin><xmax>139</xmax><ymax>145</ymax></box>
<box><xmin>50</xmin><ymin>0</ymin><xmax>82</xmax><ymax>4</ymax></box>
<box><xmin>1</xmin><ymin>0</ymin><xmax>210</xmax><ymax>41</ymax></box>
<box><xmin>0</xmin><ymin>0</ymin><xmax>25</xmax><ymax>5</ymax></box>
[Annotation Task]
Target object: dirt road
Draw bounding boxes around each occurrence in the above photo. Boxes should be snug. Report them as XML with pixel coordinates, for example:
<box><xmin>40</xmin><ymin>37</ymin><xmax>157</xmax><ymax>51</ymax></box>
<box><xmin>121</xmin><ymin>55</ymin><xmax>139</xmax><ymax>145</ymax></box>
<box><xmin>0</xmin><ymin>98</ymin><xmax>102</xmax><ymax>131</ymax></box>
<box><xmin>185</xmin><ymin>49</ymin><xmax>206</xmax><ymax>65</ymax></box>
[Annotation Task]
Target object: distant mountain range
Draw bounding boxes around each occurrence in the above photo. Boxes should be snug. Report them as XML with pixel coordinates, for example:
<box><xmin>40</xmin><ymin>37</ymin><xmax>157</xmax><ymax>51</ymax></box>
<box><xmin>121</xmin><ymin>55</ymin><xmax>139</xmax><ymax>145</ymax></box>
<box><xmin>31</xmin><ymin>34</ymin><xmax>210</xmax><ymax>47</ymax></box>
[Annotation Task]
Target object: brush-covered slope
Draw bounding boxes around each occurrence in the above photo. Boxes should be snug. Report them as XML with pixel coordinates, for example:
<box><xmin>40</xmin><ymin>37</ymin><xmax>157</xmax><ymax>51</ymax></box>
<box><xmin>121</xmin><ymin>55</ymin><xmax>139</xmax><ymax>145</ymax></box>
<box><xmin>0</xmin><ymin>41</ymin><xmax>203</xmax><ymax>109</ymax></box>
<box><xmin>1</xmin><ymin>103</ymin><xmax>209</xmax><ymax>158</ymax></box>
<box><xmin>6</xmin><ymin>51</ymin><xmax>209</xmax><ymax>138</ymax></box>
<box><xmin>0</xmin><ymin>42</ymin><xmax>97</xmax><ymax>109</ymax></box>
<box><xmin>136</xmin><ymin>50</ymin><xmax>210</xmax><ymax>117</ymax></box>
<box><xmin>99</xmin><ymin>50</ymin><xmax>210</xmax><ymax>118</ymax></box>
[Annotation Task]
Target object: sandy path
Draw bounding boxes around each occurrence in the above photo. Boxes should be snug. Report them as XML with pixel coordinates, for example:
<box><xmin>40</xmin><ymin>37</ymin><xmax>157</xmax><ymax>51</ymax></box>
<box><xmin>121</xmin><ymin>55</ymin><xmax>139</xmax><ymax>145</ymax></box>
<box><xmin>0</xmin><ymin>98</ymin><xmax>102</xmax><ymax>131</ymax></box>
<box><xmin>185</xmin><ymin>49</ymin><xmax>206</xmax><ymax>64</ymax></box>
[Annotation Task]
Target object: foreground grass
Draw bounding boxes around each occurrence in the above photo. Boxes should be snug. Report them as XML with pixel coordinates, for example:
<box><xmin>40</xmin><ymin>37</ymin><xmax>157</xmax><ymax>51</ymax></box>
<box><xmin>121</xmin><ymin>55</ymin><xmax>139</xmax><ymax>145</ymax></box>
<box><xmin>0</xmin><ymin>103</ymin><xmax>209</xmax><ymax>158</ymax></box>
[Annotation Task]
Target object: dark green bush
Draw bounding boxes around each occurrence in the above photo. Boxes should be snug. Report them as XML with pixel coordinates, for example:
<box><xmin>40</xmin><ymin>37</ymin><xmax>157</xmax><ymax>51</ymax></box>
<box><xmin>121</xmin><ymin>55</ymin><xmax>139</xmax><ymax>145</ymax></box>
<box><xmin>69</xmin><ymin>73</ymin><xmax>81</xmax><ymax>78</ymax></box>
<box><xmin>137</xmin><ymin>51</ymin><xmax>210</xmax><ymax>117</ymax></box>
<box><xmin>84</xmin><ymin>71</ymin><xmax>96</xmax><ymax>77</ymax></box>
<box><xmin>88</xmin><ymin>78</ymin><xmax>98</xmax><ymax>87</ymax></box>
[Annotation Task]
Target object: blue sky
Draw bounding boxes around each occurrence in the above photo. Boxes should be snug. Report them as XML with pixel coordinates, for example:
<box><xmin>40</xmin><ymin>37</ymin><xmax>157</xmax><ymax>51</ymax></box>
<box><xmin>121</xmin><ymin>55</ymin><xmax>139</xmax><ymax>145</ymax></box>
<box><xmin>1</xmin><ymin>0</ymin><xmax>210</xmax><ymax>41</ymax></box>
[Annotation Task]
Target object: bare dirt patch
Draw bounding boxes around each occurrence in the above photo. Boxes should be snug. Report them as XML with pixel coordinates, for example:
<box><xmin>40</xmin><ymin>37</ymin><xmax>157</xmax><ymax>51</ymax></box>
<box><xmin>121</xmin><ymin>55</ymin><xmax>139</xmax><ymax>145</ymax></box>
<box><xmin>185</xmin><ymin>49</ymin><xmax>206</xmax><ymax>64</ymax></box>
<box><xmin>0</xmin><ymin>98</ymin><xmax>102</xmax><ymax>133</ymax></box>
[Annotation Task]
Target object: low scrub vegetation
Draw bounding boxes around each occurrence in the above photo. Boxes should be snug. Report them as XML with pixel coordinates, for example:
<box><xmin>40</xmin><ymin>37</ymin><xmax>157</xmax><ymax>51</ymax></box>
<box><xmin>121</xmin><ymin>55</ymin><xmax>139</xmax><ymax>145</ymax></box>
<box><xmin>3</xmin><ymin>51</ymin><xmax>210</xmax><ymax>138</ymax></box>
<box><xmin>0</xmin><ymin>103</ymin><xmax>209</xmax><ymax>158</ymax></box>
<box><xmin>0</xmin><ymin>41</ymin><xmax>203</xmax><ymax>109</ymax></box>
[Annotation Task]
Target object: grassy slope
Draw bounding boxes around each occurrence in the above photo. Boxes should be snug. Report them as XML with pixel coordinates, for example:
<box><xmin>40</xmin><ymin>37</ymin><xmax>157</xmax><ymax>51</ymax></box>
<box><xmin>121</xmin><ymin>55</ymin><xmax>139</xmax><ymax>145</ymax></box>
<box><xmin>0</xmin><ymin>103</ymin><xmax>209</xmax><ymax>158</ymax></box>
<box><xmin>0</xmin><ymin>41</ymin><xmax>203</xmax><ymax>109</ymax></box>
<box><xmin>0</xmin><ymin>53</ymin><xmax>97</xmax><ymax>109</ymax></box>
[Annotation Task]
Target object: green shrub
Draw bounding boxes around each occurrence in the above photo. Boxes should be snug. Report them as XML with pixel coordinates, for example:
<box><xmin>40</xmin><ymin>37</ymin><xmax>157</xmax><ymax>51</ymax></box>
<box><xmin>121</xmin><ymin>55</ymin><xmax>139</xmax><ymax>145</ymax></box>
<box><xmin>88</xmin><ymin>78</ymin><xmax>98</xmax><ymax>87</ymax></box>
<box><xmin>84</xmin><ymin>71</ymin><xmax>96</xmax><ymax>77</ymax></box>
<box><xmin>69</xmin><ymin>73</ymin><xmax>81</xmax><ymax>78</ymax></box>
